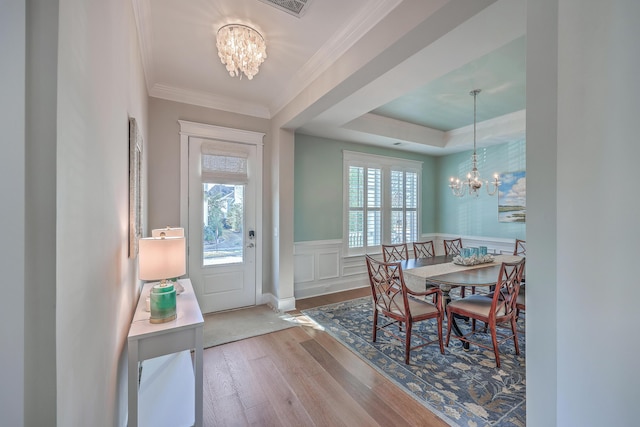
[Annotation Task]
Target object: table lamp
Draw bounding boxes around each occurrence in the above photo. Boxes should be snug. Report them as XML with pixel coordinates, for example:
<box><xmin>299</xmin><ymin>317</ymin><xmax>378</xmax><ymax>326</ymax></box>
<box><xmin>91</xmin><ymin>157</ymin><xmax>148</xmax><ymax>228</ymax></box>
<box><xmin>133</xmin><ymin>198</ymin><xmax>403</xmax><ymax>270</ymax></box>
<box><xmin>151</xmin><ymin>226</ymin><xmax>184</xmax><ymax>238</ymax></box>
<box><xmin>150</xmin><ymin>226</ymin><xmax>186</xmax><ymax>294</ymax></box>
<box><xmin>138</xmin><ymin>235</ymin><xmax>186</xmax><ymax>323</ymax></box>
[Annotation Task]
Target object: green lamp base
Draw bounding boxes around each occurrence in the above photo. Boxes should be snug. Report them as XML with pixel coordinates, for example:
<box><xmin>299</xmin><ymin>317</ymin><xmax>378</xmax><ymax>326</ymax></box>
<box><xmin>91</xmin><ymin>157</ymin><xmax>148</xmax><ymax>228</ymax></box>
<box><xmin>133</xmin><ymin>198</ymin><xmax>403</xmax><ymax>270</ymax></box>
<box><xmin>149</xmin><ymin>282</ymin><xmax>177</xmax><ymax>324</ymax></box>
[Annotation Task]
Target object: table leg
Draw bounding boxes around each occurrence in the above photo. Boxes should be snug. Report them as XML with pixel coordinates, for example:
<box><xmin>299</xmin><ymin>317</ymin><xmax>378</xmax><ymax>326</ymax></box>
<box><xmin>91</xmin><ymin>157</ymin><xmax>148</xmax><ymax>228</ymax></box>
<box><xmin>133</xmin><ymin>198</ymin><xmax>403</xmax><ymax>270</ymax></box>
<box><xmin>439</xmin><ymin>285</ymin><xmax>470</xmax><ymax>350</ymax></box>
<box><xmin>127</xmin><ymin>340</ymin><xmax>139</xmax><ymax>427</ymax></box>
<box><xmin>194</xmin><ymin>326</ymin><xmax>203</xmax><ymax>427</ymax></box>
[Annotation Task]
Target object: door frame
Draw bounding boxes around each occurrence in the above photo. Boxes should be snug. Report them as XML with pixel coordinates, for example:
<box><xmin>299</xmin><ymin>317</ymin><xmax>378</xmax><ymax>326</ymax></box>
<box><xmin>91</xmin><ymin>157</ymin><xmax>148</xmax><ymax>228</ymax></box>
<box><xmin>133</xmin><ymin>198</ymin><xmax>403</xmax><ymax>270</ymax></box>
<box><xmin>178</xmin><ymin>120</ymin><xmax>264</xmax><ymax>306</ymax></box>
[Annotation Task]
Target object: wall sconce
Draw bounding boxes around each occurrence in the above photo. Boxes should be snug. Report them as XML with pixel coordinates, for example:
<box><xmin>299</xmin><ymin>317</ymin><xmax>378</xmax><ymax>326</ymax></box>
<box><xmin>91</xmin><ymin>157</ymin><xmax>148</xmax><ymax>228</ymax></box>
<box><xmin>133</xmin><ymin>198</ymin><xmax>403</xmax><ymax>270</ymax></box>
<box><xmin>138</xmin><ymin>236</ymin><xmax>186</xmax><ymax>323</ymax></box>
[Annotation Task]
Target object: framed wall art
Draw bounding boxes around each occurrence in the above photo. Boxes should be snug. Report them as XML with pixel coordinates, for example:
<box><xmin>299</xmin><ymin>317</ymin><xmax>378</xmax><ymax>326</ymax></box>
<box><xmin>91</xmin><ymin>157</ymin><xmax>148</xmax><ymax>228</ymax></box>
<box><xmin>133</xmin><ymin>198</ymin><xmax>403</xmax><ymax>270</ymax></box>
<box><xmin>498</xmin><ymin>170</ymin><xmax>526</xmax><ymax>223</ymax></box>
<box><xmin>129</xmin><ymin>117</ymin><xmax>143</xmax><ymax>258</ymax></box>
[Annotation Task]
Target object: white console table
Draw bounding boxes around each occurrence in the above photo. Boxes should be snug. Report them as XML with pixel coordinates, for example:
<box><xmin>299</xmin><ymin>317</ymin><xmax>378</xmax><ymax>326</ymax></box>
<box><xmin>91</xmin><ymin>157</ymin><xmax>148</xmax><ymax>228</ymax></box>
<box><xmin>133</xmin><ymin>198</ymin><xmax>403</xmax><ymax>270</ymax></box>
<box><xmin>127</xmin><ymin>278</ymin><xmax>204</xmax><ymax>427</ymax></box>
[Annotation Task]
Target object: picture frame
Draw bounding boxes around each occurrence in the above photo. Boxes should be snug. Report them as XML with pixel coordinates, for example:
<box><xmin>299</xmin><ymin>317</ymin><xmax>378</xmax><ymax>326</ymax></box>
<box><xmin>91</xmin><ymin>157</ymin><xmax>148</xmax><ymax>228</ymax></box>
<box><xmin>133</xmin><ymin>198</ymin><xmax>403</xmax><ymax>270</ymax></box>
<box><xmin>129</xmin><ymin>118</ymin><xmax>143</xmax><ymax>258</ymax></box>
<box><xmin>498</xmin><ymin>170</ymin><xmax>526</xmax><ymax>223</ymax></box>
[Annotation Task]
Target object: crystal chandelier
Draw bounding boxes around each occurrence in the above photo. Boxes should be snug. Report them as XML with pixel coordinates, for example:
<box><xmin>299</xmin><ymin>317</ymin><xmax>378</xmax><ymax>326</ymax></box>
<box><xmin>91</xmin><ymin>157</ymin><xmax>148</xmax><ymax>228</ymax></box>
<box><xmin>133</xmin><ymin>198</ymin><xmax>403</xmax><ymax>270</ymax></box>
<box><xmin>216</xmin><ymin>24</ymin><xmax>267</xmax><ymax>80</ymax></box>
<box><xmin>449</xmin><ymin>89</ymin><xmax>501</xmax><ymax>197</ymax></box>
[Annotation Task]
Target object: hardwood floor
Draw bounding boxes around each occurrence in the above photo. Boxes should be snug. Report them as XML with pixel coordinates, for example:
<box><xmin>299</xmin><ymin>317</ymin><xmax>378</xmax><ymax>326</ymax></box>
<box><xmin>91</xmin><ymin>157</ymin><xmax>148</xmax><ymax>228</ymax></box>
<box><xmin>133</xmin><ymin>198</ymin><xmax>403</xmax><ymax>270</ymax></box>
<box><xmin>202</xmin><ymin>288</ymin><xmax>449</xmax><ymax>427</ymax></box>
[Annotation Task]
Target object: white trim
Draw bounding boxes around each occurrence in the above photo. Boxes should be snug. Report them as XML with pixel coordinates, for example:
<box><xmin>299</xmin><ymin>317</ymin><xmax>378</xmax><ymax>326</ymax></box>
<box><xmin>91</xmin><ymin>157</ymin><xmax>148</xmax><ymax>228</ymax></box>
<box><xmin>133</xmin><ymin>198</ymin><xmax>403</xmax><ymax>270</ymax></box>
<box><xmin>343</xmin><ymin>150</ymin><xmax>422</xmax><ymax>256</ymax></box>
<box><xmin>269</xmin><ymin>0</ymin><xmax>402</xmax><ymax>116</ymax></box>
<box><xmin>293</xmin><ymin>235</ymin><xmax>522</xmax><ymax>299</ymax></box>
<box><xmin>261</xmin><ymin>293</ymin><xmax>296</xmax><ymax>312</ymax></box>
<box><xmin>131</xmin><ymin>0</ymin><xmax>155</xmax><ymax>94</ymax></box>
<box><xmin>178</xmin><ymin>120</ymin><xmax>265</xmax><ymax>144</ymax></box>
<box><xmin>153</xmin><ymin>84</ymin><xmax>271</xmax><ymax>119</ymax></box>
<box><xmin>294</xmin><ymin>239</ymin><xmax>343</xmax><ymax>249</ymax></box>
<box><xmin>178</xmin><ymin>120</ymin><xmax>265</xmax><ymax>306</ymax></box>
<box><xmin>343</xmin><ymin>150</ymin><xmax>423</xmax><ymax>169</ymax></box>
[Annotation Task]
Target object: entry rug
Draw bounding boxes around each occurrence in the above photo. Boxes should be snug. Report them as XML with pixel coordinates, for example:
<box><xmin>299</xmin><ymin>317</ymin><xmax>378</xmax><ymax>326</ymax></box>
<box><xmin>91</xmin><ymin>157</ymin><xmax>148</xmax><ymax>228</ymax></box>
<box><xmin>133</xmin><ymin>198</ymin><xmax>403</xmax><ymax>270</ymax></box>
<box><xmin>203</xmin><ymin>304</ymin><xmax>298</xmax><ymax>348</ymax></box>
<box><xmin>302</xmin><ymin>297</ymin><xmax>526</xmax><ymax>427</ymax></box>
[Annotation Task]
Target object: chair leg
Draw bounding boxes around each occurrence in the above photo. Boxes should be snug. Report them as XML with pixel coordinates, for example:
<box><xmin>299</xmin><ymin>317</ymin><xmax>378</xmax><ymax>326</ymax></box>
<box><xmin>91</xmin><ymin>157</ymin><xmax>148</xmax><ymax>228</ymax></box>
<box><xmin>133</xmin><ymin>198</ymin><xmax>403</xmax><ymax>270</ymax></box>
<box><xmin>490</xmin><ymin>323</ymin><xmax>501</xmax><ymax>368</ymax></box>
<box><xmin>372</xmin><ymin>309</ymin><xmax>378</xmax><ymax>342</ymax></box>
<box><xmin>511</xmin><ymin>317</ymin><xmax>520</xmax><ymax>355</ymax></box>
<box><xmin>437</xmin><ymin>314</ymin><xmax>444</xmax><ymax>354</ymax></box>
<box><xmin>405</xmin><ymin>320</ymin><xmax>413</xmax><ymax>364</ymax></box>
<box><xmin>445</xmin><ymin>310</ymin><xmax>453</xmax><ymax>346</ymax></box>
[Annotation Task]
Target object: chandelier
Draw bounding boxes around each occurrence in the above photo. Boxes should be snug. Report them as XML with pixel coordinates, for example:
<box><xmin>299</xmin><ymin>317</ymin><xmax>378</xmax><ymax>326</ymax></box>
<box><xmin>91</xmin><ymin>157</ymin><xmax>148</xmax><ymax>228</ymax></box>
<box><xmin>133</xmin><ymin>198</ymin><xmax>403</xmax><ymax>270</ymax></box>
<box><xmin>216</xmin><ymin>24</ymin><xmax>267</xmax><ymax>80</ymax></box>
<box><xmin>449</xmin><ymin>89</ymin><xmax>501</xmax><ymax>197</ymax></box>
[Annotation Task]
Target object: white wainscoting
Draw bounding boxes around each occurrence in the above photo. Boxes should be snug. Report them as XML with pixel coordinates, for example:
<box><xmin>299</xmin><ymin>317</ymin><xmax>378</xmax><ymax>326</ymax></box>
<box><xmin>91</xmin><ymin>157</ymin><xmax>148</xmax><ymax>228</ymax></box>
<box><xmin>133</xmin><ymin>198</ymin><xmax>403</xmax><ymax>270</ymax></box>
<box><xmin>293</xmin><ymin>234</ymin><xmax>522</xmax><ymax>300</ymax></box>
<box><xmin>294</xmin><ymin>240</ymin><xmax>369</xmax><ymax>299</ymax></box>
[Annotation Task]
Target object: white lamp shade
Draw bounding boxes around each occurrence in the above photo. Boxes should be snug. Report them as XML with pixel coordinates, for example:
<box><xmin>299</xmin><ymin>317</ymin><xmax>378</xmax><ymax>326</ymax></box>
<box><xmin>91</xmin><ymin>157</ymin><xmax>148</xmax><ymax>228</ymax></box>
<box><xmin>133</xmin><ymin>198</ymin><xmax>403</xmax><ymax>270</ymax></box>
<box><xmin>138</xmin><ymin>236</ymin><xmax>186</xmax><ymax>281</ymax></box>
<box><xmin>151</xmin><ymin>227</ymin><xmax>184</xmax><ymax>238</ymax></box>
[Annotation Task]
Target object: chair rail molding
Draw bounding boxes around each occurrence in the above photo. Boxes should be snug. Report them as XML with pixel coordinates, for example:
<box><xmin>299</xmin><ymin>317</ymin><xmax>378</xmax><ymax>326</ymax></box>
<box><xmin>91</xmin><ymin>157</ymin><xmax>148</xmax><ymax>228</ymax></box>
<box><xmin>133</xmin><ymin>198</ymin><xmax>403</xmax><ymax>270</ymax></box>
<box><xmin>293</xmin><ymin>235</ymin><xmax>523</xmax><ymax>299</ymax></box>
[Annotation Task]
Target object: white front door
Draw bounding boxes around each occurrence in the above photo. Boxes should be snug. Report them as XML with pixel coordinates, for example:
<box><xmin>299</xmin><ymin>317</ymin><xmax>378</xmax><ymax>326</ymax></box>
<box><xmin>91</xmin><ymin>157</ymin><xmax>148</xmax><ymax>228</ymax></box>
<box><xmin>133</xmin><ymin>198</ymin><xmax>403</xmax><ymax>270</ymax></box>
<box><xmin>187</xmin><ymin>136</ymin><xmax>258</xmax><ymax>313</ymax></box>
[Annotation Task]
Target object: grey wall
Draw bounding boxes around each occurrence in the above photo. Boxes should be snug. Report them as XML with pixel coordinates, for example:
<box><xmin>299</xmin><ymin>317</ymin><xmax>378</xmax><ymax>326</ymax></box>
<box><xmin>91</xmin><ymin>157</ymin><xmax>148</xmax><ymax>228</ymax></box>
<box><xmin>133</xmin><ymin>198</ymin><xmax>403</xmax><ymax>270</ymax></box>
<box><xmin>24</xmin><ymin>0</ymin><xmax>59</xmax><ymax>424</ymax></box>
<box><xmin>147</xmin><ymin>97</ymin><xmax>273</xmax><ymax>294</ymax></box>
<box><xmin>0</xmin><ymin>1</ymin><xmax>26</xmax><ymax>425</ymax></box>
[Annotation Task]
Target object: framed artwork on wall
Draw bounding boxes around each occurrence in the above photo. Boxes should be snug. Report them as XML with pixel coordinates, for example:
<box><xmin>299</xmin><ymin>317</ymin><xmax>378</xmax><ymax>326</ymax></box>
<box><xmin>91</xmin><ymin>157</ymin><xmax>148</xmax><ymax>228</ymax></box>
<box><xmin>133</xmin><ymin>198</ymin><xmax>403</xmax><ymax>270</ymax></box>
<box><xmin>129</xmin><ymin>117</ymin><xmax>143</xmax><ymax>258</ymax></box>
<box><xmin>498</xmin><ymin>170</ymin><xmax>526</xmax><ymax>223</ymax></box>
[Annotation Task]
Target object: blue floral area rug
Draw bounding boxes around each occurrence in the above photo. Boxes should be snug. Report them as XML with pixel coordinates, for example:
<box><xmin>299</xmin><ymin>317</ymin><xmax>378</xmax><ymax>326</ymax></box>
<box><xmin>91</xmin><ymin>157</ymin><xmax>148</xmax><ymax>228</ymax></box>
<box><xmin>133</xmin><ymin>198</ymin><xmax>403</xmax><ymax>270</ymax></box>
<box><xmin>302</xmin><ymin>297</ymin><xmax>526</xmax><ymax>427</ymax></box>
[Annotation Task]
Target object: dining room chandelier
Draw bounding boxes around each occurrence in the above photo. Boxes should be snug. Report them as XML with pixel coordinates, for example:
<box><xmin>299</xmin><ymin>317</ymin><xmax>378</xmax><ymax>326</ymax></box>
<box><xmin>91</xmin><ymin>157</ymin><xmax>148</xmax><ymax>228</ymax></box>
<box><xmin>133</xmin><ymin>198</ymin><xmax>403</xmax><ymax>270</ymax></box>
<box><xmin>449</xmin><ymin>89</ymin><xmax>501</xmax><ymax>197</ymax></box>
<box><xmin>216</xmin><ymin>24</ymin><xmax>267</xmax><ymax>80</ymax></box>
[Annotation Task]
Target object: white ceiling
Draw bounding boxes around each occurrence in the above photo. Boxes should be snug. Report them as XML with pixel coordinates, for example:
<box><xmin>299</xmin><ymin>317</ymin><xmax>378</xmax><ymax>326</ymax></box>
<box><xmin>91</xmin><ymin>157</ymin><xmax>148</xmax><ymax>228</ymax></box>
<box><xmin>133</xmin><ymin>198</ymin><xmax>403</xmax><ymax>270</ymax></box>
<box><xmin>134</xmin><ymin>0</ymin><xmax>526</xmax><ymax>155</ymax></box>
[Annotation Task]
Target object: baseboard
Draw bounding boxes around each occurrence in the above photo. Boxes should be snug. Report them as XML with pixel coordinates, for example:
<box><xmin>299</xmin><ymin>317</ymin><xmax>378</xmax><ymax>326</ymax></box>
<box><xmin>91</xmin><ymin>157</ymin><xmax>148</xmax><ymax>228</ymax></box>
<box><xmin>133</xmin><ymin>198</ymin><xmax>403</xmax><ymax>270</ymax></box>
<box><xmin>261</xmin><ymin>293</ymin><xmax>296</xmax><ymax>312</ymax></box>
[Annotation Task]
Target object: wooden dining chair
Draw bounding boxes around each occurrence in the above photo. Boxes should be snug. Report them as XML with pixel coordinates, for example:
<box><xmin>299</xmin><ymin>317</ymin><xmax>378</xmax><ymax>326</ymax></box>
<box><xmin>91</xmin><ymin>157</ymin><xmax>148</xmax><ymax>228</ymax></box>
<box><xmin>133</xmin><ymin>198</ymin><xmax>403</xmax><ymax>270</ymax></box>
<box><xmin>365</xmin><ymin>255</ymin><xmax>444</xmax><ymax>364</ymax></box>
<box><xmin>513</xmin><ymin>239</ymin><xmax>526</xmax><ymax>319</ymax></box>
<box><xmin>413</xmin><ymin>240</ymin><xmax>435</xmax><ymax>259</ymax></box>
<box><xmin>445</xmin><ymin>258</ymin><xmax>525</xmax><ymax>368</ymax></box>
<box><xmin>443</xmin><ymin>238</ymin><xmax>470</xmax><ymax>296</ymax></box>
<box><xmin>443</xmin><ymin>238</ymin><xmax>463</xmax><ymax>256</ymax></box>
<box><xmin>382</xmin><ymin>243</ymin><xmax>409</xmax><ymax>262</ymax></box>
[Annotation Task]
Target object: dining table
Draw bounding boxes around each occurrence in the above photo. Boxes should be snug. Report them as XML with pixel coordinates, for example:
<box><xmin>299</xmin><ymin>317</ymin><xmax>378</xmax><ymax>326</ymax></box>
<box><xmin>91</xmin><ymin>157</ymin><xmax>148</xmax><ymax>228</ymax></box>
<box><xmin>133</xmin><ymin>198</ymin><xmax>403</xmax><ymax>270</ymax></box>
<box><xmin>401</xmin><ymin>253</ymin><xmax>523</xmax><ymax>348</ymax></box>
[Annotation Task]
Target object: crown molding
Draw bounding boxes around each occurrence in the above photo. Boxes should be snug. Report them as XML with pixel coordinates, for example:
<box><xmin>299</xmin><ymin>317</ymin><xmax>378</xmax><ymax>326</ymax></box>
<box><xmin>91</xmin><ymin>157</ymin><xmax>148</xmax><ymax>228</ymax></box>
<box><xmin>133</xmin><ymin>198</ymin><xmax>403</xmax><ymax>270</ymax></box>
<box><xmin>131</xmin><ymin>0</ymin><xmax>154</xmax><ymax>94</ymax></box>
<box><xmin>269</xmin><ymin>0</ymin><xmax>402</xmax><ymax>116</ymax></box>
<box><xmin>150</xmin><ymin>84</ymin><xmax>271</xmax><ymax>119</ymax></box>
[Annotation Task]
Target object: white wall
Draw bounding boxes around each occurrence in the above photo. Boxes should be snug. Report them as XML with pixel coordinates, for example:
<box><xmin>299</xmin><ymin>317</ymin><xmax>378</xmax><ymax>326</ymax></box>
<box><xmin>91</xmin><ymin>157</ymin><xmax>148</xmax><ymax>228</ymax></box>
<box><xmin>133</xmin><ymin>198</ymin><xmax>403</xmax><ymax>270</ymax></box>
<box><xmin>528</xmin><ymin>1</ymin><xmax>640</xmax><ymax>426</ymax></box>
<box><xmin>56</xmin><ymin>0</ymin><xmax>148</xmax><ymax>425</ymax></box>
<box><xmin>526</xmin><ymin>0</ymin><xmax>558</xmax><ymax>425</ymax></box>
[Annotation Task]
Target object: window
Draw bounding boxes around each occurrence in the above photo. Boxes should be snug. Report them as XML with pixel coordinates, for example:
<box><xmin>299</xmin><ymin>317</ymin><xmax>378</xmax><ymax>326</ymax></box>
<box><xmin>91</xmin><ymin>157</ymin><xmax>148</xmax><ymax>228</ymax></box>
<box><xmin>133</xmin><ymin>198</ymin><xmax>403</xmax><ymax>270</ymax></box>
<box><xmin>344</xmin><ymin>151</ymin><xmax>422</xmax><ymax>255</ymax></box>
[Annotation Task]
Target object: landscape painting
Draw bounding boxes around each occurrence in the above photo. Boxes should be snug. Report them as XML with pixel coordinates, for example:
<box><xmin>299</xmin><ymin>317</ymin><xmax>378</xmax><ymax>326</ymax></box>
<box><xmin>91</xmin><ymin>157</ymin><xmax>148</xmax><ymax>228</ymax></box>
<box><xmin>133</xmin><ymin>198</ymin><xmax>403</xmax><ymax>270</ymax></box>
<box><xmin>498</xmin><ymin>170</ymin><xmax>526</xmax><ymax>223</ymax></box>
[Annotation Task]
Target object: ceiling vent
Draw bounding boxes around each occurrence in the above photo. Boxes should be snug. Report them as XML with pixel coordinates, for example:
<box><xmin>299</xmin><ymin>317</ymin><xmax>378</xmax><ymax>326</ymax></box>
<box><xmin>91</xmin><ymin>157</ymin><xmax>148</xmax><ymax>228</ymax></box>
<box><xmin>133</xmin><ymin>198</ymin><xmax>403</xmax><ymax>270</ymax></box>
<box><xmin>257</xmin><ymin>0</ymin><xmax>313</xmax><ymax>18</ymax></box>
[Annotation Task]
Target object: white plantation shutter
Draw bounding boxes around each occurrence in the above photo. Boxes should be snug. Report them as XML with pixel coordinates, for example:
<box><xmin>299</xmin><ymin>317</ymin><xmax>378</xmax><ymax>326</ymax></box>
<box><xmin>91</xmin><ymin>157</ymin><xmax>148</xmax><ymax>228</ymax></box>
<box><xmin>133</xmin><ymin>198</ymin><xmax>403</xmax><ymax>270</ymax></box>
<box><xmin>344</xmin><ymin>150</ymin><xmax>421</xmax><ymax>255</ymax></box>
<box><xmin>201</xmin><ymin>141</ymin><xmax>249</xmax><ymax>184</ymax></box>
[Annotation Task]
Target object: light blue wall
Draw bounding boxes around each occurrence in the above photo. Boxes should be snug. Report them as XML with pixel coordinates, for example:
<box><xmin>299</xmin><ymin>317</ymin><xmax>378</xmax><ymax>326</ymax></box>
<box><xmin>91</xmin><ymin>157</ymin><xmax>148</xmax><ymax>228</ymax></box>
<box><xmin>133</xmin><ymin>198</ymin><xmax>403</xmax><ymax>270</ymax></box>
<box><xmin>294</xmin><ymin>133</ymin><xmax>525</xmax><ymax>242</ymax></box>
<box><xmin>294</xmin><ymin>134</ymin><xmax>437</xmax><ymax>242</ymax></box>
<box><xmin>437</xmin><ymin>139</ymin><xmax>526</xmax><ymax>239</ymax></box>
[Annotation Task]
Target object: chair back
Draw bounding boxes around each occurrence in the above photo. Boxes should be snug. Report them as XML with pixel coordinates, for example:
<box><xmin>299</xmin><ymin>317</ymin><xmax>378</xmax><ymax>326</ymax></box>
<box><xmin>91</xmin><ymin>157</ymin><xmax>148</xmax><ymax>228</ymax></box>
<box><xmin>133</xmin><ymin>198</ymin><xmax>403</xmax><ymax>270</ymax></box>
<box><xmin>413</xmin><ymin>240</ymin><xmax>435</xmax><ymax>259</ymax></box>
<box><xmin>365</xmin><ymin>255</ymin><xmax>410</xmax><ymax>317</ymax></box>
<box><xmin>491</xmin><ymin>259</ymin><xmax>526</xmax><ymax>319</ymax></box>
<box><xmin>382</xmin><ymin>243</ymin><xmax>408</xmax><ymax>262</ymax></box>
<box><xmin>514</xmin><ymin>239</ymin><xmax>526</xmax><ymax>256</ymax></box>
<box><xmin>443</xmin><ymin>238</ymin><xmax>463</xmax><ymax>256</ymax></box>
